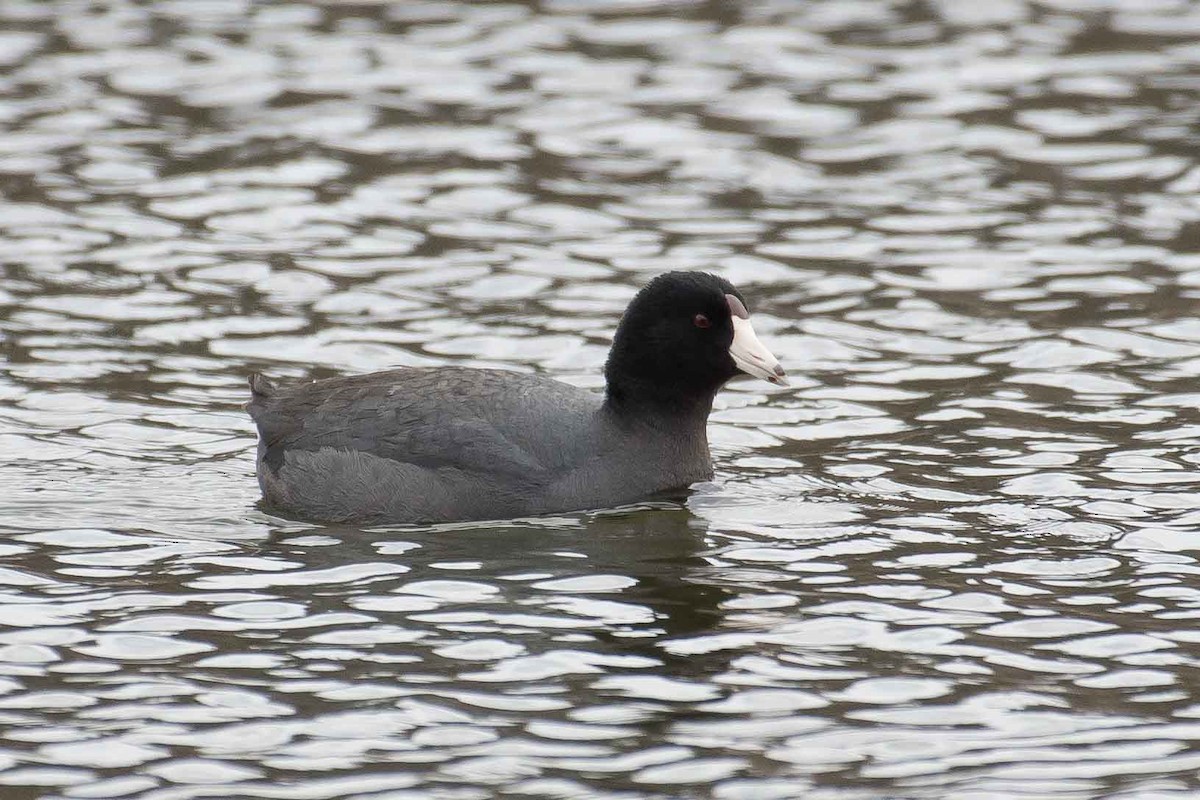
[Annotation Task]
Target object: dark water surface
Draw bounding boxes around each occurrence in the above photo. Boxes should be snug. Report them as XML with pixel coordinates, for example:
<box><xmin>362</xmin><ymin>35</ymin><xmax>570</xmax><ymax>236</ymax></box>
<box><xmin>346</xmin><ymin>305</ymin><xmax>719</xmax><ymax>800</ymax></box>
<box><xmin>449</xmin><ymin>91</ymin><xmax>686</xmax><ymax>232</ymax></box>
<box><xmin>3</xmin><ymin>1</ymin><xmax>1200</xmax><ymax>798</ymax></box>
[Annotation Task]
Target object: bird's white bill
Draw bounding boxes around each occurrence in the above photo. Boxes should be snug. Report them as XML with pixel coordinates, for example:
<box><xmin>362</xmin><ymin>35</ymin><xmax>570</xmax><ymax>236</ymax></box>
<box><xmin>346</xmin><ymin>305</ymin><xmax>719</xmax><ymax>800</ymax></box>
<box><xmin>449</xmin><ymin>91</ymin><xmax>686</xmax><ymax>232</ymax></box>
<box><xmin>730</xmin><ymin>315</ymin><xmax>788</xmax><ymax>385</ymax></box>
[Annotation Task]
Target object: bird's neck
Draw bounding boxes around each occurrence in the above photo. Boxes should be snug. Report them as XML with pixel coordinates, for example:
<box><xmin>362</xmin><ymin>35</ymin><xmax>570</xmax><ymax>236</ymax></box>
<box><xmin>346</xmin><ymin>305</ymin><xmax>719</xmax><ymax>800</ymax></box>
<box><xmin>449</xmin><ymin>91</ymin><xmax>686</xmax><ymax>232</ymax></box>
<box><xmin>600</xmin><ymin>384</ymin><xmax>715</xmax><ymax>491</ymax></box>
<box><xmin>602</xmin><ymin>378</ymin><xmax>716</xmax><ymax>434</ymax></box>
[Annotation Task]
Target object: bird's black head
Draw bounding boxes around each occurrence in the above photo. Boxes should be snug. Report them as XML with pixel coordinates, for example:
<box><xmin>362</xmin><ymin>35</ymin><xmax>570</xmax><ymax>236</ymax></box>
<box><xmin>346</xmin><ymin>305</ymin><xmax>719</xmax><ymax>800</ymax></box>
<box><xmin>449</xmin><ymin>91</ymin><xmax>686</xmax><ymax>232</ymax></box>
<box><xmin>604</xmin><ymin>271</ymin><xmax>786</xmax><ymax>416</ymax></box>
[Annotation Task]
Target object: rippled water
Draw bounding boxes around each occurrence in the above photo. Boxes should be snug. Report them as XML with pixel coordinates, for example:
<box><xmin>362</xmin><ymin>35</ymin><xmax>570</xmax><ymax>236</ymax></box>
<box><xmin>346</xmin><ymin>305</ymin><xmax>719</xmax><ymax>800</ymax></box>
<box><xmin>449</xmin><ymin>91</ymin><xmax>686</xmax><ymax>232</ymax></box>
<box><xmin>3</xmin><ymin>1</ymin><xmax>1200</xmax><ymax>798</ymax></box>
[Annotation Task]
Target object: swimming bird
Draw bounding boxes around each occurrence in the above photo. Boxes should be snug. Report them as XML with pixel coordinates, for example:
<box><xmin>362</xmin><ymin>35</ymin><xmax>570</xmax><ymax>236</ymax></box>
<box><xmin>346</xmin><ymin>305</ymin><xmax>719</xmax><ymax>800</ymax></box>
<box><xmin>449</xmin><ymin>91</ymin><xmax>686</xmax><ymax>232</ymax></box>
<box><xmin>247</xmin><ymin>271</ymin><xmax>786</xmax><ymax>524</ymax></box>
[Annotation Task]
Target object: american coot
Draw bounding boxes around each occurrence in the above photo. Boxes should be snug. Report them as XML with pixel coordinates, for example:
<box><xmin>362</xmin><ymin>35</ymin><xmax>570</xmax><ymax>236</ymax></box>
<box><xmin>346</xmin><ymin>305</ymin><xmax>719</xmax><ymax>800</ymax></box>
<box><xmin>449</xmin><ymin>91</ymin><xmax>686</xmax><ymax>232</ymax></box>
<box><xmin>248</xmin><ymin>271</ymin><xmax>786</xmax><ymax>524</ymax></box>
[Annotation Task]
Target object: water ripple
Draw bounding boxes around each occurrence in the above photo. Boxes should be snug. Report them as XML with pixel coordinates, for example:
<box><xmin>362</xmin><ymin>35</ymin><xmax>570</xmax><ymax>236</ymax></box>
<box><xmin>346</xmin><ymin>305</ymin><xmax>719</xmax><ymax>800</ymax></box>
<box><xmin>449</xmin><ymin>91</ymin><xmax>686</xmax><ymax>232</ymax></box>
<box><xmin>3</xmin><ymin>0</ymin><xmax>1200</xmax><ymax>798</ymax></box>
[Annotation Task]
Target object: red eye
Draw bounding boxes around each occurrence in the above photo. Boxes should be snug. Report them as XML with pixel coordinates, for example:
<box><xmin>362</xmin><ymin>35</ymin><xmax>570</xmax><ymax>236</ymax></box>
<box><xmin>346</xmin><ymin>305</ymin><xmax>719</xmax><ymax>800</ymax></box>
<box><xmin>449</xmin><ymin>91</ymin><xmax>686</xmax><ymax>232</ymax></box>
<box><xmin>693</xmin><ymin>314</ymin><xmax>711</xmax><ymax>329</ymax></box>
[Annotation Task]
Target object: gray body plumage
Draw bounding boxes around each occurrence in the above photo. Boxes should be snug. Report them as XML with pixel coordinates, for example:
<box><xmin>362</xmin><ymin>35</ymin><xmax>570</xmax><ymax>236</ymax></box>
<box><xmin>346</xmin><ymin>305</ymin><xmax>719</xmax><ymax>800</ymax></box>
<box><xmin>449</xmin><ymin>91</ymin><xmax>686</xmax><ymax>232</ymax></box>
<box><xmin>247</xmin><ymin>368</ymin><xmax>713</xmax><ymax>524</ymax></box>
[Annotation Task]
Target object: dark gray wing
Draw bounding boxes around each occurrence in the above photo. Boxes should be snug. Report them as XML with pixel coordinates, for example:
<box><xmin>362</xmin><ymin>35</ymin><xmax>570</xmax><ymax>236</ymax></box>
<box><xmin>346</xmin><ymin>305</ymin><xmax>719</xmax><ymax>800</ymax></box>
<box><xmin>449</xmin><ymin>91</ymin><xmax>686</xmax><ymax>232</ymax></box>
<box><xmin>247</xmin><ymin>368</ymin><xmax>599</xmax><ymax>482</ymax></box>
